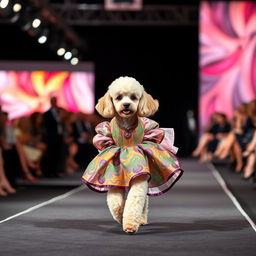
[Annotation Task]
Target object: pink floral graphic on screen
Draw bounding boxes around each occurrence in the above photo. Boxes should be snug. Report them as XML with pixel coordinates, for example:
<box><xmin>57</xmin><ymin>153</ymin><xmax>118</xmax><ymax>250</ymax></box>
<box><xmin>0</xmin><ymin>71</ymin><xmax>94</xmax><ymax>119</ymax></box>
<box><xmin>200</xmin><ymin>1</ymin><xmax>256</xmax><ymax>131</ymax></box>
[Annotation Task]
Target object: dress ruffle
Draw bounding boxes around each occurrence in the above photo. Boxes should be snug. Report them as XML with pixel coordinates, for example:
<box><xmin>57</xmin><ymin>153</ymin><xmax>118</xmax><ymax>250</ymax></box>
<box><xmin>81</xmin><ymin>117</ymin><xmax>183</xmax><ymax>196</ymax></box>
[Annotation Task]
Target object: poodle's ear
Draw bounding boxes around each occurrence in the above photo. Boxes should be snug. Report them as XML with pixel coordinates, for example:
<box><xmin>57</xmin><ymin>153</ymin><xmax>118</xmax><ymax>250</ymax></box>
<box><xmin>95</xmin><ymin>92</ymin><xmax>115</xmax><ymax>118</ymax></box>
<box><xmin>138</xmin><ymin>91</ymin><xmax>159</xmax><ymax>117</ymax></box>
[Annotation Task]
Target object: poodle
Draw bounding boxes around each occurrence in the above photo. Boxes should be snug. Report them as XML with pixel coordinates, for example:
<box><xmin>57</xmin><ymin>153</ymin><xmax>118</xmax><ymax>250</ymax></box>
<box><xmin>82</xmin><ymin>76</ymin><xmax>183</xmax><ymax>234</ymax></box>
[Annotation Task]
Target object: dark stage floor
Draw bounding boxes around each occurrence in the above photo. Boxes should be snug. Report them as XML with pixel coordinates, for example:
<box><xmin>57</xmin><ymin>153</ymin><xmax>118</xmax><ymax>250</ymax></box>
<box><xmin>0</xmin><ymin>159</ymin><xmax>255</xmax><ymax>256</ymax></box>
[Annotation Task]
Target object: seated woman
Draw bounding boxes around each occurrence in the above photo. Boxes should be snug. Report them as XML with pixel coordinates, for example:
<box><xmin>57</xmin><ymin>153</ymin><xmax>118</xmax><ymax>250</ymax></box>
<box><xmin>0</xmin><ymin>148</ymin><xmax>16</xmax><ymax>196</ymax></box>
<box><xmin>214</xmin><ymin>103</ymin><xmax>249</xmax><ymax>172</ymax></box>
<box><xmin>206</xmin><ymin>113</ymin><xmax>231</xmax><ymax>161</ymax></box>
<box><xmin>192</xmin><ymin>112</ymin><xmax>230</xmax><ymax>162</ymax></box>
<box><xmin>15</xmin><ymin>113</ymin><xmax>46</xmax><ymax>178</ymax></box>
<box><xmin>0</xmin><ymin>112</ymin><xmax>37</xmax><ymax>184</ymax></box>
<box><xmin>240</xmin><ymin>99</ymin><xmax>256</xmax><ymax>180</ymax></box>
<box><xmin>242</xmin><ymin>130</ymin><xmax>256</xmax><ymax>180</ymax></box>
<box><xmin>28</xmin><ymin>112</ymin><xmax>47</xmax><ymax>176</ymax></box>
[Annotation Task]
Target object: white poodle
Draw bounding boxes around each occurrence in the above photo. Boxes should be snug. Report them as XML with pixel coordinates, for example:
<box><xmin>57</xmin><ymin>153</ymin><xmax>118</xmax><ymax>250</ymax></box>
<box><xmin>95</xmin><ymin>76</ymin><xmax>158</xmax><ymax>234</ymax></box>
<box><xmin>82</xmin><ymin>76</ymin><xmax>182</xmax><ymax>234</ymax></box>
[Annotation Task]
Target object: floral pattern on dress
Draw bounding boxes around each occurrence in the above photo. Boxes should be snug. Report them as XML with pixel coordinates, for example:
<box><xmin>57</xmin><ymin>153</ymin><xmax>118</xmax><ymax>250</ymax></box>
<box><xmin>82</xmin><ymin>117</ymin><xmax>183</xmax><ymax>196</ymax></box>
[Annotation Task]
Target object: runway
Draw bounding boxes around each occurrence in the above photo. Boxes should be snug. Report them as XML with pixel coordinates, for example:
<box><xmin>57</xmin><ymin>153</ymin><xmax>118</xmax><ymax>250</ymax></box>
<box><xmin>0</xmin><ymin>159</ymin><xmax>255</xmax><ymax>256</ymax></box>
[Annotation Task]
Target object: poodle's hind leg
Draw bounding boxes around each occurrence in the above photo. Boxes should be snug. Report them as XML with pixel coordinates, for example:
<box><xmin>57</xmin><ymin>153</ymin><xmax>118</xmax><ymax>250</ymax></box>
<box><xmin>123</xmin><ymin>175</ymin><xmax>148</xmax><ymax>234</ymax></box>
<box><xmin>107</xmin><ymin>188</ymin><xmax>125</xmax><ymax>224</ymax></box>
<box><xmin>140</xmin><ymin>195</ymin><xmax>149</xmax><ymax>226</ymax></box>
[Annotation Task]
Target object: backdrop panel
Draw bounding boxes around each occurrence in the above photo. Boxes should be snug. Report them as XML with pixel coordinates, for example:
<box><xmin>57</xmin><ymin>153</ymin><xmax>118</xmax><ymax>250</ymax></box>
<box><xmin>0</xmin><ymin>61</ymin><xmax>95</xmax><ymax>120</ymax></box>
<box><xmin>199</xmin><ymin>1</ymin><xmax>256</xmax><ymax>132</ymax></box>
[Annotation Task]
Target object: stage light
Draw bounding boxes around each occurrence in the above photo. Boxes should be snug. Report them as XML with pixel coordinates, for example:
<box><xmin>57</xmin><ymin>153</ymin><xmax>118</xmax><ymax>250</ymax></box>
<box><xmin>32</xmin><ymin>18</ymin><xmax>41</xmax><ymax>28</ymax></box>
<box><xmin>13</xmin><ymin>3</ymin><xmax>22</xmax><ymax>12</ymax></box>
<box><xmin>0</xmin><ymin>0</ymin><xmax>9</xmax><ymax>9</ymax></box>
<box><xmin>70</xmin><ymin>57</ymin><xmax>79</xmax><ymax>65</ymax></box>
<box><xmin>64</xmin><ymin>51</ymin><xmax>72</xmax><ymax>60</ymax></box>
<box><xmin>38</xmin><ymin>35</ymin><xmax>47</xmax><ymax>44</ymax></box>
<box><xmin>37</xmin><ymin>26</ymin><xmax>49</xmax><ymax>43</ymax></box>
<box><xmin>57</xmin><ymin>47</ymin><xmax>66</xmax><ymax>56</ymax></box>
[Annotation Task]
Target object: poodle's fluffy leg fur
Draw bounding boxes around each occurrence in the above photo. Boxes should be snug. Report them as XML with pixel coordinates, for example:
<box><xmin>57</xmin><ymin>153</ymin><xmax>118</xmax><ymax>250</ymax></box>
<box><xmin>107</xmin><ymin>187</ymin><xmax>125</xmax><ymax>224</ymax></box>
<box><xmin>140</xmin><ymin>195</ymin><xmax>149</xmax><ymax>225</ymax></box>
<box><xmin>123</xmin><ymin>175</ymin><xmax>148</xmax><ymax>234</ymax></box>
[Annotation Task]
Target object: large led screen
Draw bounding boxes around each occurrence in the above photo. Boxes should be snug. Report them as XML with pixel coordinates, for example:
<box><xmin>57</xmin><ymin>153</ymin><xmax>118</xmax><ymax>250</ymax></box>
<box><xmin>200</xmin><ymin>1</ymin><xmax>256</xmax><ymax>132</ymax></box>
<box><xmin>0</xmin><ymin>62</ymin><xmax>95</xmax><ymax>120</ymax></box>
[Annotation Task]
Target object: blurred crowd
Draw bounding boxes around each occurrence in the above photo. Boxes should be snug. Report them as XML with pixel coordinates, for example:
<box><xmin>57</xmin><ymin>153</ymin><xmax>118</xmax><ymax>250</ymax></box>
<box><xmin>4</xmin><ymin>95</ymin><xmax>256</xmax><ymax>197</ymax></box>
<box><xmin>0</xmin><ymin>96</ymin><xmax>100</xmax><ymax>196</ymax></box>
<box><xmin>192</xmin><ymin>99</ymin><xmax>256</xmax><ymax>183</ymax></box>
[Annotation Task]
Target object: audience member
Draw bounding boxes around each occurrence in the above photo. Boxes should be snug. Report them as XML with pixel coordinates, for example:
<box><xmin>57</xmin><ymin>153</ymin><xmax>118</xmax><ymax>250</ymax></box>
<box><xmin>41</xmin><ymin>96</ymin><xmax>66</xmax><ymax>177</ymax></box>
<box><xmin>214</xmin><ymin>103</ymin><xmax>249</xmax><ymax>172</ymax></box>
<box><xmin>72</xmin><ymin>113</ymin><xmax>97</xmax><ymax>168</ymax></box>
<box><xmin>15</xmin><ymin>113</ymin><xmax>46</xmax><ymax>177</ymax></box>
<box><xmin>242</xmin><ymin>130</ymin><xmax>256</xmax><ymax>179</ymax></box>
<box><xmin>183</xmin><ymin>109</ymin><xmax>197</xmax><ymax>157</ymax></box>
<box><xmin>28</xmin><ymin>112</ymin><xmax>47</xmax><ymax>176</ymax></box>
<box><xmin>0</xmin><ymin>111</ymin><xmax>37</xmax><ymax>186</ymax></box>
<box><xmin>192</xmin><ymin>112</ymin><xmax>230</xmax><ymax>162</ymax></box>
<box><xmin>0</xmin><ymin>147</ymin><xmax>16</xmax><ymax>196</ymax></box>
<box><xmin>60</xmin><ymin>109</ymin><xmax>79</xmax><ymax>174</ymax></box>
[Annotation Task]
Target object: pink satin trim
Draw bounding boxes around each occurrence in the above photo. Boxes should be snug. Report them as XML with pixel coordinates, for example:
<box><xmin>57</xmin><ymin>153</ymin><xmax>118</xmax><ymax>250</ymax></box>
<box><xmin>93</xmin><ymin>133</ymin><xmax>114</xmax><ymax>151</ymax></box>
<box><xmin>160</xmin><ymin>128</ymin><xmax>179</xmax><ymax>154</ymax></box>
<box><xmin>143</xmin><ymin>128</ymin><xmax>164</xmax><ymax>144</ymax></box>
<box><xmin>143</xmin><ymin>118</ymin><xmax>178</xmax><ymax>154</ymax></box>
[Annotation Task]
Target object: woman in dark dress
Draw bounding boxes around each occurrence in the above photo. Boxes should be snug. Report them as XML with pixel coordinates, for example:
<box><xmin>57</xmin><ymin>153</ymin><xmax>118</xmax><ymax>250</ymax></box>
<box><xmin>192</xmin><ymin>112</ymin><xmax>230</xmax><ymax>162</ymax></box>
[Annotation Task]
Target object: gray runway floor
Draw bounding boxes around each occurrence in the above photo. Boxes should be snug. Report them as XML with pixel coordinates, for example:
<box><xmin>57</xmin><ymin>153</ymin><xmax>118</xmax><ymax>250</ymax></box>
<box><xmin>0</xmin><ymin>159</ymin><xmax>255</xmax><ymax>256</ymax></box>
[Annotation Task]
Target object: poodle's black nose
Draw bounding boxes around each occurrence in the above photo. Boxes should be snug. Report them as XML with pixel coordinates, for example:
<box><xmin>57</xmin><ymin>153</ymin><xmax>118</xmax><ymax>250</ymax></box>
<box><xmin>123</xmin><ymin>103</ymin><xmax>130</xmax><ymax>109</ymax></box>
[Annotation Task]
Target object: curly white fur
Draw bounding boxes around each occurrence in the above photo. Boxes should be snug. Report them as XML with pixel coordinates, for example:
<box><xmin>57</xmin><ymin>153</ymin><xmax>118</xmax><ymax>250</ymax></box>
<box><xmin>107</xmin><ymin>175</ymin><xmax>148</xmax><ymax>233</ymax></box>
<box><xmin>122</xmin><ymin>175</ymin><xmax>148</xmax><ymax>233</ymax></box>
<box><xmin>107</xmin><ymin>188</ymin><xmax>125</xmax><ymax>224</ymax></box>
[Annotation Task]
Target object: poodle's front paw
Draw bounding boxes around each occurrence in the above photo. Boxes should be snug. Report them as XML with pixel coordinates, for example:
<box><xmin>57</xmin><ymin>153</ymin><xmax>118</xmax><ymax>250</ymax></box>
<box><xmin>123</xmin><ymin>223</ymin><xmax>139</xmax><ymax>234</ymax></box>
<box><xmin>123</xmin><ymin>222</ymin><xmax>139</xmax><ymax>234</ymax></box>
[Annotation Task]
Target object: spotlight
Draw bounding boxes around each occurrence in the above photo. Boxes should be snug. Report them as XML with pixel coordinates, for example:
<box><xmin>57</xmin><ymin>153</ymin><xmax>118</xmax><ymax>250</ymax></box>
<box><xmin>64</xmin><ymin>51</ymin><xmax>72</xmax><ymax>60</ymax></box>
<box><xmin>13</xmin><ymin>3</ymin><xmax>22</xmax><ymax>12</ymax></box>
<box><xmin>57</xmin><ymin>47</ymin><xmax>66</xmax><ymax>56</ymax></box>
<box><xmin>37</xmin><ymin>26</ymin><xmax>49</xmax><ymax>44</ymax></box>
<box><xmin>70</xmin><ymin>57</ymin><xmax>79</xmax><ymax>65</ymax></box>
<box><xmin>38</xmin><ymin>35</ymin><xmax>47</xmax><ymax>44</ymax></box>
<box><xmin>32</xmin><ymin>18</ymin><xmax>41</xmax><ymax>28</ymax></box>
<box><xmin>17</xmin><ymin>5</ymin><xmax>39</xmax><ymax>31</ymax></box>
<box><xmin>0</xmin><ymin>0</ymin><xmax>9</xmax><ymax>9</ymax></box>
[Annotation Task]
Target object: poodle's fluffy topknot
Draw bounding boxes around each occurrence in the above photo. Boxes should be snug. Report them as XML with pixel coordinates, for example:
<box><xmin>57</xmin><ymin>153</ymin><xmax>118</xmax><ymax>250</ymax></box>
<box><xmin>108</xmin><ymin>76</ymin><xmax>144</xmax><ymax>97</ymax></box>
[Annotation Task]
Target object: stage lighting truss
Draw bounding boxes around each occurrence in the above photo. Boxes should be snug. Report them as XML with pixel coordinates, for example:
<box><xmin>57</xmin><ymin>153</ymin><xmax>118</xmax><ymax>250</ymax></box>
<box><xmin>49</xmin><ymin>2</ymin><xmax>198</xmax><ymax>26</ymax></box>
<box><xmin>0</xmin><ymin>0</ymin><xmax>83</xmax><ymax>64</ymax></box>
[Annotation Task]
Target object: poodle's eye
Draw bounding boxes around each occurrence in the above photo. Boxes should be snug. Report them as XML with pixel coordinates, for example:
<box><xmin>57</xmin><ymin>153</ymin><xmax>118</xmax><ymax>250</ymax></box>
<box><xmin>130</xmin><ymin>95</ymin><xmax>137</xmax><ymax>101</ymax></box>
<box><xmin>116</xmin><ymin>95</ymin><xmax>123</xmax><ymax>101</ymax></box>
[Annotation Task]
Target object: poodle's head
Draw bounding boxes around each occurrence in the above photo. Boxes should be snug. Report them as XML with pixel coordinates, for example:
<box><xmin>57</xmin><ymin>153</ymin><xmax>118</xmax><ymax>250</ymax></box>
<box><xmin>95</xmin><ymin>76</ymin><xmax>159</xmax><ymax>119</ymax></box>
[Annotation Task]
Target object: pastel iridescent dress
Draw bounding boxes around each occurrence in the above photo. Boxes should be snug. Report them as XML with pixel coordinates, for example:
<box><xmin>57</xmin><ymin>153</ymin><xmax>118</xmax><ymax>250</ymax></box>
<box><xmin>81</xmin><ymin>117</ymin><xmax>183</xmax><ymax>196</ymax></box>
